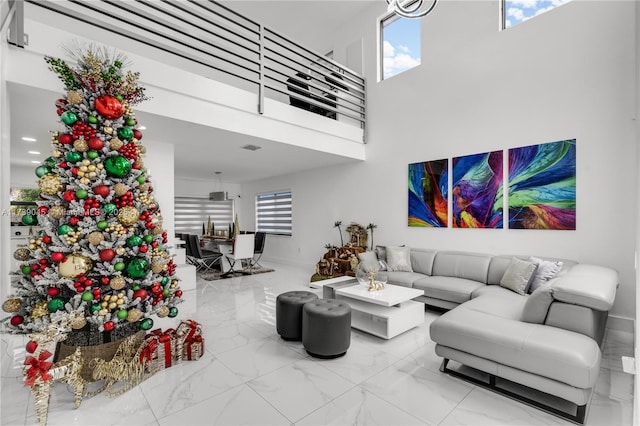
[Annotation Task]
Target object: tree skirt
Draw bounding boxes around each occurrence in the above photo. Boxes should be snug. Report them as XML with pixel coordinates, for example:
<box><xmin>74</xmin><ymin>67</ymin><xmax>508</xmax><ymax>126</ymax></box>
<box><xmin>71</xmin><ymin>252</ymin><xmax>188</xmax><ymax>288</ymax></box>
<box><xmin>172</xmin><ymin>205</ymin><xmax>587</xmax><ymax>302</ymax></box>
<box><xmin>199</xmin><ymin>267</ymin><xmax>275</xmax><ymax>281</ymax></box>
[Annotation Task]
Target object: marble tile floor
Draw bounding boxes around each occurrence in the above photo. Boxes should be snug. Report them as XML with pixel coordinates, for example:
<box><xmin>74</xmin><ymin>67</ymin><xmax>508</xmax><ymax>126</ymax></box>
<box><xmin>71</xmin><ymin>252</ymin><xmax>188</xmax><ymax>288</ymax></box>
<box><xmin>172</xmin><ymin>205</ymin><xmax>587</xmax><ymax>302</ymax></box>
<box><xmin>0</xmin><ymin>261</ymin><xmax>634</xmax><ymax>426</ymax></box>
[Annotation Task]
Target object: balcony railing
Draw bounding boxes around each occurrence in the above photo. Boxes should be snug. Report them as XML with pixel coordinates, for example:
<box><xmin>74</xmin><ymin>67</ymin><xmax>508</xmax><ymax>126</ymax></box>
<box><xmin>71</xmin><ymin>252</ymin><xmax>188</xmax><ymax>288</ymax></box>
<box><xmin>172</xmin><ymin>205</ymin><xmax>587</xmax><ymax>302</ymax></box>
<box><xmin>7</xmin><ymin>0</ymin><xmax>366</xmax><ymax>140</ymax></box>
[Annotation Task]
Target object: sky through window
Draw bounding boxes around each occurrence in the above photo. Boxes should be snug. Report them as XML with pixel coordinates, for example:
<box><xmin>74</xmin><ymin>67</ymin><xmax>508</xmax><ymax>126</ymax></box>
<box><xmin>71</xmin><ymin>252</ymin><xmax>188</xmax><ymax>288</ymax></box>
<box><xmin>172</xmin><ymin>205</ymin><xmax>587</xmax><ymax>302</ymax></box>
<box><xmin>504</xmin><ymin>0</ymin><xmax>572</xmax><ymax>28</ymax></box>
<box><xmin>382</xmin><ymin>16</ymin><xmax>421</xmax><ymax>80</ymax></box>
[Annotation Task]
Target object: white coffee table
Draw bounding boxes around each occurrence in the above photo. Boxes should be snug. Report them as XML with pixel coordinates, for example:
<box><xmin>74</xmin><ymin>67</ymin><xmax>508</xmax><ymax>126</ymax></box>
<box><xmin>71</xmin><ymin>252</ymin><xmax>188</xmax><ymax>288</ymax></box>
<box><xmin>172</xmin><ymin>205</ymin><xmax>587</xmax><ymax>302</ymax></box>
<box><xmin>335</xmin><ymin>283</ymin><xmax>424</xmax><ymax>339</ymax></box>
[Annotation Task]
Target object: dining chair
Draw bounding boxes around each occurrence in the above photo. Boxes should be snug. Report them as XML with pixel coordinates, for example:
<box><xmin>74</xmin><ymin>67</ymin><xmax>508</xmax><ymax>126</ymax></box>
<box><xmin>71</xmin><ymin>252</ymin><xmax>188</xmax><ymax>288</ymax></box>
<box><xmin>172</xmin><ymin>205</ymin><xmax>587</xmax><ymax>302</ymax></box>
<box><xmin>188</xmin><ymin>234</ymin><xmax>221</xmax><ymax>272</ymax></box>
<box><xmin>251</xmin><ymin>231</ymin><xmax>266</xmax><ymax>269</ymax></box>
<box><xmin>224</xmin><ymin>234</ymin><xmax>255</xmax><ymax>275</ymax></box>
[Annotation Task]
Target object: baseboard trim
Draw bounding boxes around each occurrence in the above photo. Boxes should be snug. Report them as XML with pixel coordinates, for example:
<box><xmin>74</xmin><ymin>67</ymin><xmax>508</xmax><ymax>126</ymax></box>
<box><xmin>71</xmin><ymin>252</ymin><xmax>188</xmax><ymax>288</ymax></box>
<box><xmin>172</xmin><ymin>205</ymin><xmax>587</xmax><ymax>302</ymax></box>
<box><xmin>606</xmin><ymin>314</ymin><xmax>634</xmax><ymax>333</ymax></box>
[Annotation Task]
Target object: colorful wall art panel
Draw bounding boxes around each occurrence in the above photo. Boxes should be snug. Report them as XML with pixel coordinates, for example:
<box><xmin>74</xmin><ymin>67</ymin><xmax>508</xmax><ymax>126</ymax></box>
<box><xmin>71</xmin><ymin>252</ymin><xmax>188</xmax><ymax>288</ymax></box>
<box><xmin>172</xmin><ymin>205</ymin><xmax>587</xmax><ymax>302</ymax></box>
<box><xmin>452</xmin><ymin>151</ymin><xmax>504</xmax><ymax>228</ymax></box>
<box><xmin>408</xmin><ymin>159</ymin><xmax>448</xmax><ymax>227</ymax></box>
<box><xmin>508</xmin><ymin>139</ymin><xmax>576</xmax><ymax>230</ymax></box>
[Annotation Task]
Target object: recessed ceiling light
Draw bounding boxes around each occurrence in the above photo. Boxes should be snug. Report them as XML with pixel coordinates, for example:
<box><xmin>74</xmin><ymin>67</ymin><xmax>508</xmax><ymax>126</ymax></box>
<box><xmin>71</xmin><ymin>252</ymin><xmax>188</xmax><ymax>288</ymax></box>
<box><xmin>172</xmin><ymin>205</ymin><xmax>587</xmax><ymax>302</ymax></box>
<box><xmin>22</xmin><ymin>137</ymin><xmax>37</xmax><ymax>142</ymax></box>
<box><xmin>28</xmin><ymin>151</ymin><xmax>40</xmax><ymax>155</ymax></box>
<box><xmin>138</xmin><ymin>126</ymin><xmax>147</xmax><ymax>130</ymax></box>
<box><xmin>31</xmin><ymin>160</ymin><xmax>41</xmax><ymax>164</ymax></box>
<box><xmin>242</xmin><ymin>144</ymin><xmax>262</xmax><ymax>151</ymax></box>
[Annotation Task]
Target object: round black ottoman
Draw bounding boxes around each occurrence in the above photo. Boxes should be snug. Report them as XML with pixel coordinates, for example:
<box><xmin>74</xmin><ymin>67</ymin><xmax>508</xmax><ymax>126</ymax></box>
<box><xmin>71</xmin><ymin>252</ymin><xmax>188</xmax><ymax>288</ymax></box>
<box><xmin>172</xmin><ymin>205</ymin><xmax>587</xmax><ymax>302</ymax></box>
<box><xmin>276</xmin><ymin>291</ymin><xmax>319</xmax><ymax>341</ymax></box>
<box><xmin>302</xmin><ymin>299</ymin><xmax>351</xmax><ymax>359</ymax></box>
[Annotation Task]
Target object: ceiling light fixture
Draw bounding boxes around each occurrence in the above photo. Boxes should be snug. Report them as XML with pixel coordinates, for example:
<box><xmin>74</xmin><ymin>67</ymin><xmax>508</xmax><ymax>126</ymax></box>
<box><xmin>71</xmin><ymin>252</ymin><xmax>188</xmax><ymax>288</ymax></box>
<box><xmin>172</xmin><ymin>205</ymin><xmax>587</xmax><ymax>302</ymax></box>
<box><xmin>242</xmin><ymin>144</ymin><xmax>262</xmax><ymax>151</ymax></box>
<box><xmin>28</xmin><ymin>151</ymin><xmax>41</xmax><ymax>155</ymax></box>
<box><xmin>386</xmin><ymin>0</ymin><xmax>438</xmax><ymax>18</ymax></box>
<box><xmin>31</xmin><ymin>160</ymin><xmax>41</xmax><ymax>164</ymax></box>
<box><xmin>21</xmin><ymin>137</ymin><xmax>37</xmax><ymax>142</ymax></box>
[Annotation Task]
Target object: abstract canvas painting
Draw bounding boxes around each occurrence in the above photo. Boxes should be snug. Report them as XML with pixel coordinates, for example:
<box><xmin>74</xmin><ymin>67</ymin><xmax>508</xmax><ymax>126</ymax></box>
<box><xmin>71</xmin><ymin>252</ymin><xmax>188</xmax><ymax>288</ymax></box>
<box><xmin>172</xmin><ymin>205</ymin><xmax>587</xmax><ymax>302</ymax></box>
<box><xmin>508</xmin><ymin>139</ymin><xmax>576</xmax><ymax>230</ymax></box>
<box><xmin>451</xmin><ymin>151</ymin><xmax>504</xmax><ymax>228</ymax></box>
<box><xmin>408</xmin><ymin>159</ymin><xmax>448</xmax><ymax>227</ymax></box>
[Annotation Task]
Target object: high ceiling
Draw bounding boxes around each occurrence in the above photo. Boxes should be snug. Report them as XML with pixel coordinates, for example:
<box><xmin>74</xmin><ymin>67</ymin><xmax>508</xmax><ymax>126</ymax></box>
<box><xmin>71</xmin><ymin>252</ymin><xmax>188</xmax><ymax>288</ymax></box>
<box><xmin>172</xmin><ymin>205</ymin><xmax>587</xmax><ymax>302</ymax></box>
<box><xmin>9</xmin><ymin>1</ymin><xmax>378</xmax><ymax>184</ymax></box>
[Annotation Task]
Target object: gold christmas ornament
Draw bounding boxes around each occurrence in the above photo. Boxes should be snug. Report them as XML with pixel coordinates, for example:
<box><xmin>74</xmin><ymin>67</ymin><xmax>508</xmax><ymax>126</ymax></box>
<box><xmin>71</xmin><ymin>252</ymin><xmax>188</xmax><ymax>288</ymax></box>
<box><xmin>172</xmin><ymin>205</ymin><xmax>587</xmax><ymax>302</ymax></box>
<box><xmin>138</xmin><ymin>184</ymin><xmax>149</xmax><ymax>193</ymax></box>
<box><xmin>157</xmin><ymin>305</ymin><xmax>170</xmax><ymax>318</ymax></box>
<box><xmin>109</xmin><ymin>137</ymin><xmax>123</xmax><ymax>150</ymax></box>
<box><xmin>126</xmin><ymin>308</ymin><xmax>142</xmax><ymax>323</ymax></box>
<box><xmin>58</xmin><ymin>254</ymin><xmax>93</xmax><ymax>278</ymax></box>
<box><xmin>70</xmin><ymin>315</ymin><xmax>87</xmax><ymax>329</ymax></box>
<box><xmin>109</xmin><ymin>276</ymin><xmax>126</xmax><ymax>290</ymax></box>
<box><xmin>151</xmin><ymin>261</ymin><xmax>164</xmax><ymax>274</ymax></box>
<box><xmin>50</xmin><ymin>205</ymin><xmax>66</xmax><ymax>219</ymax></box>
<box><xmin>52</xmin><ymin>148</ymin><xmax>62</xmax><ymax>158</ymax></box>
<box><xmin>39</xmin><ymin>174</ymin><xmax>65</xmax><ymax>195</ymax></box>
<box><xmin>2</xmin><ymin>298</ymin><xmax>22</xmax><ymax>313</ymax></box>
<box><xmin>31</xmin><ymin>301</ymin><xmax>49</xmax><ymax>319</ymax></box>
<box><xmin>139</xmin><ymin>145</ymin><xmax>147</xmax><ymax>154</ymax></box>
<box><xmin>116</xmin><ymin>247</ymin><xmax>125</xmax><ymax>255</ymax></box>
<box><xmin>103</xmin><ymin>126</ymin><xmax>113</xmax><ymax>135</ymax></box>
<box><xmin>151</xmin><ymin>225</ymin><xmax>164</xmax><ymax>235</ymax></box>
<box><xmin>113</xmin><ymin>183</ymin><xmax>129</xmax><ymax>196</ymax></box>
<box><xmin>13</xmin><ymin>247</ymin><xmax>31</xmax><ymax>261</ymax></box>
<box><xmin>88</xmin><ymin>232</ymin><xmax>104</xmax><ymax>246</ymax></box>
<box><xmin>117</xmin><ymin>206</ymin><xmax>139</xmax><ymax>226</ymax></box>
<box><xmin>67</xmin><ymin>90</ymin><xmax>83</xmax><ymax>104</ymax></box>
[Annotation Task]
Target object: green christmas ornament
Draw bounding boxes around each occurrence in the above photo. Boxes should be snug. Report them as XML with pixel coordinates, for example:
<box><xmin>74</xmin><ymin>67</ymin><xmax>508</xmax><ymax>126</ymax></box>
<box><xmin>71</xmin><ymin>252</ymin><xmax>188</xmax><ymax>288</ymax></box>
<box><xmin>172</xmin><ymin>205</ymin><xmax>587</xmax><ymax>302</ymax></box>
<box><xmin>57</xmin><ymin>224</ymin><xmax>74</xmax><ymax>235</ymax></box>
<box><xmin>65</xmin><ymin>151</ymin><xmax>82</xmax><ymax>163</ymax></box>
<box><xmin>115</xmin><ymin>94</ymin><xmax>124</xmax><ymax>102</ymax></box>
<box><xmin>21</xmin><ymin>214</ymin><xmax>38</xmax><ymax>226</ymax></box>
<box><xmin>125</xmin><ymin>118</ymin><xmax>136</xmax><ymax>127</ymax></box>
<box><xmin>44</xmin><ymin>156</ymin><xmax>56</xmax><ymax>167</ymax></box>
<box><xmin>21</xmin><ymin>265</ymin><xmax>32</xmax><ymax>275</ymax></box>
<box><xmin>87</xmin><ymin>150</ymin><xmax>99</xmax><ymax>160</ymax></box>
<box><xmin>61</xmin><ymin>111</ymin><xmax>78</xmax><ymax>125</ymax></box>
<box><xmin>168</xmin><ymin>307</ymin><xmax>179</xmax><ymax>318</ymax></box>
<box><xmin>161</xmin><ymin>277</ymin><xmax>169</xmax><ymax>285</ymax></box>
<box><xmin>126</xmin><ymin>258</ymin><xmax>149</xmax><ymax>278</ymax></box>
<box><xmin>140</xmin><ymin>318</ymin><xmax>154</xmax><ymax>330</ymax></box>
<box><xmin>117</xmin><ymin>127</ymin><xmax>134</xmax><ymax>140</ymax></box>
<box><xmin>136</xmin><ymin>175</ymin><xmax>146</xmax><ymax>184</ymax></box>
<box><xmin>75</xmin><ymin>189</ymin><xmax>88</xmax><ymax>199</ymax></box>
<box><xmin>163</xmin><ymin>289</ymin><xmax>169</xmax><ymax>297</ymax></box>
<box><xmin>144</xmin><ymin>235</ymin><xmax>153</xmax><ymax>243</ymax></box>
<box><xmin>87</xmin><ymin>115</ymin><xmax>98</xmax><ymax>124</ymax></box>
<box><xmin>47</xmin><ymin>297</ymin><xmax>66</xmax><ymax>313</ymax></box>
<box><xmin>81</xmin><ymin>291</ymin><xmax>94</xmax><ymax>302</ymax></box>
<box><xmin>97</xmin><ymin>220</ymin><xmax>109</xmax><ymax>230</ymax></box>
<box><xmin>104</xmin><ymin>155</ymin><xmax>131</xmax><ymax>178</ymax></box>
<box><xmin>114</xmin><ymin>262</ymin><xmax>126</xmax><ymax>272</ymax></box>
<box><xmin>103</xmin><ymin>203</ymin><xmax>117</xmax><ymax>215</ymax></box>
<box><xmin>126</xmin><ymin>235</ymin><xmax>143</xmax><ymax>247</ymax></box>
<box><xmin>91</xmin><ymin>303</ymin><xmax>101</xmax><ymax>313</ymax></box>
<box><xmin>116</xmin><ymin>309</ymin><xmax>128</xmax><ymax>320</ymax></box>
<box><xmin>35</xmin><ymin>165</ymin><xmax>52</xmax><ymax>178</ymax></box>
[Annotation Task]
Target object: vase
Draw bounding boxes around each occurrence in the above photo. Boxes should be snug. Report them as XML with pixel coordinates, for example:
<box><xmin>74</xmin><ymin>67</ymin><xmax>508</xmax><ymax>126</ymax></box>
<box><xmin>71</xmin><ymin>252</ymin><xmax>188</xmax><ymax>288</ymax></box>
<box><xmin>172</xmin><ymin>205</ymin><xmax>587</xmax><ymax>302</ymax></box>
<box><xmin>355</xmin><ymin>260</ymin><xmax>388</xmax><ymax>290</ymax></box>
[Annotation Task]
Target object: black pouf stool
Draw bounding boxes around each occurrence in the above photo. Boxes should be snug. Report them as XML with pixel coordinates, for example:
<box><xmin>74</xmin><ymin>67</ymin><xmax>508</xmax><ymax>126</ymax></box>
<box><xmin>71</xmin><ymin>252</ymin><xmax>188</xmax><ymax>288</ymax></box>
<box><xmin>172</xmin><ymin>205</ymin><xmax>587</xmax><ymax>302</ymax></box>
<box><xmin>302</xmin><ymin>299</ymin><xmax>351</xmax><ymax>359</ymax></box>
<box><xmin>276</xmin><ymin>291</ymin><xmax>319</xmax><ymax>341</ymax></box>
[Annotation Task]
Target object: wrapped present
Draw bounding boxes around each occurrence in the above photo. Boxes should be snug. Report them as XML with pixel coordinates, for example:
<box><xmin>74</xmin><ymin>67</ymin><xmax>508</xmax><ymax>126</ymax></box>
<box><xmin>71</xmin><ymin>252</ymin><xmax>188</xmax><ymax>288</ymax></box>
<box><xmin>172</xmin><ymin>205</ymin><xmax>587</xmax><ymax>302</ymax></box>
<box><xmin>184</xmin><ymin>336</ymin><xmax>204</xmax><ymax>361</ymax></box>
<box><xmin>139</xmin><ymin>328</ymin><xmax>180</xmax><ymax>372</ymax></box>
<box><xmin>176</xmin><ymin>320</ymin><xmax>201</xmax><ymax>342</ymax></box>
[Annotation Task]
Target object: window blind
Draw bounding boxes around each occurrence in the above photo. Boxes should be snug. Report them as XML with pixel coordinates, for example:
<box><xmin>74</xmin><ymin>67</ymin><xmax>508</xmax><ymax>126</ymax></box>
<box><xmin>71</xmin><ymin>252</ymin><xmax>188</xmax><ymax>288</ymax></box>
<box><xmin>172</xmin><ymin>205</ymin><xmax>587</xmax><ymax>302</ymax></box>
<box><xmin>174</xmin><ymin>197</ymin><xmax>234</xmax><ymax>235</ymax></box>
<box><xmin>256</xmin><ymin>191</ymin><xmax>292</xmax><ymax>236</ymax></box>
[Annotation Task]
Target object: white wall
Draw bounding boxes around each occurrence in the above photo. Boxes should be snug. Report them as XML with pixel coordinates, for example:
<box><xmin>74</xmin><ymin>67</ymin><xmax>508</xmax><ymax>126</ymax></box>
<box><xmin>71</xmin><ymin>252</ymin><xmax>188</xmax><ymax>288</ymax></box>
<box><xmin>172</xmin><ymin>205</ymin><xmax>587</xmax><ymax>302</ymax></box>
<box><xmin>241</xmin><ymin>1</ymin><xmax>637</xmax><ymax>320</ymax></box>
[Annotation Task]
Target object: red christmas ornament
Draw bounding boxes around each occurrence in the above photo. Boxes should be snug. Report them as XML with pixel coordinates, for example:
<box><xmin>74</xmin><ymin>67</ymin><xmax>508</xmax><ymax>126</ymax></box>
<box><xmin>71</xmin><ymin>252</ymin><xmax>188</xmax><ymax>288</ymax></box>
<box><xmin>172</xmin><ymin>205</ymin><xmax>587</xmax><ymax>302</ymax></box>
<box><xmin>71</xmin><ymin>167</ymin><xmax>80</xmax><ymax>176</ymax></box>
<box><xmin>94</xmin><ymin>95</ymin><xmax>124</xmax><ymax>119</ymax></box>
<box><xmin>55</xmin><ymin>99</ymin><xmax>67</xmax><ymax>116</ymax></box>
<box><xmin>103</xmin><ymin>321</ymin><xmax>115</xmax><ymax>332</ymax></box>
<box><xmin>133</xmin><ymin>289</ymin><xmax>148</xmax><ymax>301</ymax></box>
<box><xmin>58</xmin><ymin>133</ymin><xmax>73</xmax><ymax>145</ymax></box>
<box><xmin>87</xmin><ymin>137</ymin><xmax>104</xmax><ymax>150</ymax></box>
<box><xmin>47</xmin><ymin>287</ymin><xmax>60</xmax><ymax>297</ymax></box>
<box><xmin>26</xmin><ymin>340</ymin><xmax>38</xmax><ymax>354</ymax></box>
<box><xmin>63</xmin><ymin>190</ymin><xmax>76</xmax><ymax>202</ymax></box>
<box><xmin>37</xmin><ymin>206</ymin><xmax>49</xmax><ymax>216</ymax></box>
<box><xmin>59</xmin><ymin>161</ymin><xmax>68</xmax><ymax>169</ymax></box>
<box><xmin>100</xmin><ymin>276</ymin><xmax>110</xmax><ymax>285</ymax></box>
<box><xmin>51</xmin><ymin>252</ymin><xmax>65</xmax><ymax>263</ymax></box>
<box><xmin>10</xmin><ymin>315</ymin><xmax>24</xmax><ymax>326</ymax></box>
<box><xmin>93</xmin><ymin>185</ymin><xmax>110</xmax><ymax>198</ymax></box>
<box><xmin>41</xmin><ymin>235</ymin><xmax>52</xmax><ymax>244</ymax></box>
<box><xmin>69</xmin><ymin>217</ymin><xmax>80</xmax><ymax>226</ymax></box>
<box><xmin>175</xmin><ymin>290</ymin><xmax>183</xmax><ymax>298</ymax></box>
<box><xmin>99</xmin><ymin>249</ymin><xmax>116</xmax><ymax>262</ymax></box>
<box><xmin>139</xmin><ymin>245</ymin><xmax>148</xmax><ymax>253</ymax></box>
<box><xmin>133</xmin><ymin>129</ymin><xmax>143</xmax><ymax>140</ymax></box>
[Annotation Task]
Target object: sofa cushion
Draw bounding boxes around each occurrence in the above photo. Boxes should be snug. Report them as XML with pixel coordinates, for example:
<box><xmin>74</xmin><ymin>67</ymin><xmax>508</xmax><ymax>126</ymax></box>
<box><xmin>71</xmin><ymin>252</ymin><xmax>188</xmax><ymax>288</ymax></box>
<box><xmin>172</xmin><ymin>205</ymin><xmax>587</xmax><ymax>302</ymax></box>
<box><xmin>521</xmin><ymin>283</ymin><xmax>554</xmax><ymax>324</ymax></box>
<box><xmin>410</xmin><ymin>248</ymin><xmax>437</xmax><ymax>275</ymax></box>
<box><xmin>357</xmin><ymin>250</ymin><xmax>378</xmax><ymax>266</ymax></box>
<box><xmin>500</xmin><ymin>257</ymin><xmax>538</xmax><ymax>295</ymax></box>
<box><xmin>432</xmin><ymin>251</ymin><xmax>491</xmax><ymax>283</ymax></box>
<box><xmin>430</xmin><ymin>308</ymin><xmax>601</xmax><ymax>389</ymax></box>
<box><xmin>413</xmin><ymin>276</ymin><xmax>485</xmax><ymax>304</ymax></box>
<box><xmin>488</xmin><ymin>255</ymin><xmax>578</xmax><ymax>285</ymax></box>
<box><xmin>386</xmin><ymin>246</ymin><xmax>413</xmax><ymax>272</ymax></box>
<box><xmin>459</xmin><ymin>290</ymin><xmax>525</xmax><ymax>320</ymax></box>
<box><xmin>552</xmin><ymin>264</ymin><xmax>619</xmax><ymax>311</ymax></box>
<box><xmin>386</xmin><ymin>271</ymin><xmax>426</xmax><ymax>288</ymax></box>
<box><xmin>528</xmin><ymin>256</ymin><xmax>563</xmax><ymax>293</ymax></box>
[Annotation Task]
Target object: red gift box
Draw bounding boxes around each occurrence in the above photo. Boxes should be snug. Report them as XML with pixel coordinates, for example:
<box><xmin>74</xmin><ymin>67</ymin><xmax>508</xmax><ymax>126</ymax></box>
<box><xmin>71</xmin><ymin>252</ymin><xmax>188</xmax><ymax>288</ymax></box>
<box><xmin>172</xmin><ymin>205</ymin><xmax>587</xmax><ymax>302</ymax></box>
<box><xmin>176</xmin><ymin>320</ymin><xmax>204</xmax><ymax>361</ymax></box>
<box><xmin>184</xmin><ymin>336</ymin><xmax>204</xmax><ymax>361</ymax></box>
<box><xmin>140</xmin><ymin>328</ymin><xmax>179</xmax><ymax>372</ymax></box>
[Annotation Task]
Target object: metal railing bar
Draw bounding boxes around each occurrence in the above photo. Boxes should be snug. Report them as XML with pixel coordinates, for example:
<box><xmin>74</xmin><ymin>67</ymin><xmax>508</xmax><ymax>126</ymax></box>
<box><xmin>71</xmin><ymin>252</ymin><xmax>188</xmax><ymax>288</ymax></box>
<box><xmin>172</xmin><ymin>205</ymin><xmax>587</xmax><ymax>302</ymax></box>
<box><xmin>206</xmin><ymin>0</ymin><xmax>261</xmax><ymax>31</ymax></box>
<box><xmin>29</xmin><ymin>0</ymin><xmax>260</xmax><ymax>86</ymax></box>
<box><xmin>106</xmin><ymin>0</ymin><xmax>261</xmax><ymax>70</ymax></box>
<box><xmin>162</xmin><ymin>0</ymin><xmax>260</xmax><ymax>49</ymax></box>
<box><xmin>263</xmin><ymin>68</ymin><xmax>365</xmax><ymax>113</ymax></box>
<box><xmin>263</xmin><ymin>27</ymin><xmax>363</xmax><ymax>83</ymax></box>
<box><xmin>263</xmin><ymin>52</ymin><xmax>365</xmax><ymax>101</ymax></box>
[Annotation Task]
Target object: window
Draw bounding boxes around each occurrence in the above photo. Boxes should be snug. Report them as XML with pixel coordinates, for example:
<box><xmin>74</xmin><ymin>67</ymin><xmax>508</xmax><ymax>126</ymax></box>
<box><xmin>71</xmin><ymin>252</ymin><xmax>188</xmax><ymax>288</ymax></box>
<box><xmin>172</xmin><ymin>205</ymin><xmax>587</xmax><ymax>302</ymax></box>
<box><xmin>174</xmin><ymin>197</ymin><xmax>234</xmax><ymax>235</ymax></box>
<box><xmin>256</xmin><ymin>191</ymin><xmax>292</xmax><ymax>236</ymax></box>
<box><xmin>503</xmin><ymin>0</ymin><xmax>572</xmax><ymax>29</ymax></box>
<box><xmin>380</xmin><ymin>13</ymin><xmax>421</xmax><ymax>80</ymax></box>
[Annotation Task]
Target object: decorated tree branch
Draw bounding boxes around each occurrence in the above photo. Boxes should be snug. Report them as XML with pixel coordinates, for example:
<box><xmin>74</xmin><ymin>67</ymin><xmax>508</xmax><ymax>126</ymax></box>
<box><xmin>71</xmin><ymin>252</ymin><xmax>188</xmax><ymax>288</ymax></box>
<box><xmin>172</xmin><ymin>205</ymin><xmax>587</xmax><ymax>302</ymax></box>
<box><xmin>2</xmin><ymin>46</ymin><xmax>182</xmax><ymax>344</ymax></box>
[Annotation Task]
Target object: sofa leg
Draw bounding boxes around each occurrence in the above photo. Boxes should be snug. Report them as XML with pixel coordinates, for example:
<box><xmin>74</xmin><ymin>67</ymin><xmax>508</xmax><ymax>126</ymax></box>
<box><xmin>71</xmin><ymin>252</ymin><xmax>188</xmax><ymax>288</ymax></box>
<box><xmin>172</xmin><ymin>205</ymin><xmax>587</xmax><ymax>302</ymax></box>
<box><xmin>439</xmin><ymin>358</ymin><xmax>449</xmax><ymax>373</ymax></box>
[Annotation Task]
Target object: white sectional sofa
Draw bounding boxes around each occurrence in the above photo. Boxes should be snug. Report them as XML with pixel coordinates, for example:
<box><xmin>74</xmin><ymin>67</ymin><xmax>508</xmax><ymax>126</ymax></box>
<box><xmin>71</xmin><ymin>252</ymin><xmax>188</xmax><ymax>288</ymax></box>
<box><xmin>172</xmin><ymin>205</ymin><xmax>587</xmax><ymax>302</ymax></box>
<box><xmin>373</xmin><ymin>247</ymin><xmax>619</xmax><ymax>424</ymax></box>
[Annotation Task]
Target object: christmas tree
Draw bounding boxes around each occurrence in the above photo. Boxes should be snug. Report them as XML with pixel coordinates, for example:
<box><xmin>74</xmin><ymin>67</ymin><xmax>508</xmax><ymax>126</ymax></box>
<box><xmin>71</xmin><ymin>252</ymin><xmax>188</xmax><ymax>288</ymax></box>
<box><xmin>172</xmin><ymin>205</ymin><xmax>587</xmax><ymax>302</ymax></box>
<box><xmin>1</xmin><ymin>46</ymin><xmax>182</xmax><ymax>344</ymax></box>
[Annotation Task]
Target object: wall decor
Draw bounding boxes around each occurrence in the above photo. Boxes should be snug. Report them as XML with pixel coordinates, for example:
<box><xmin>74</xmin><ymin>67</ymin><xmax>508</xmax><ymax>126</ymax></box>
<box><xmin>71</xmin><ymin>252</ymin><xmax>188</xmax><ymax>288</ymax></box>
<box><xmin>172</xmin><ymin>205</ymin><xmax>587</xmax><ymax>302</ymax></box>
<box><xmin>408</xmin><ymin>159</ymin><xmax>448</xmax><ymax>227</ymax></box>
<box><xmin>452</xmin><ymin>151</ymin><xmax>504</xmax><ymax>228</ymax></box>
<box><xmin>508</xmin><ymin>139</ymin><xmax>576</xmax><ymax>230</ymax></box>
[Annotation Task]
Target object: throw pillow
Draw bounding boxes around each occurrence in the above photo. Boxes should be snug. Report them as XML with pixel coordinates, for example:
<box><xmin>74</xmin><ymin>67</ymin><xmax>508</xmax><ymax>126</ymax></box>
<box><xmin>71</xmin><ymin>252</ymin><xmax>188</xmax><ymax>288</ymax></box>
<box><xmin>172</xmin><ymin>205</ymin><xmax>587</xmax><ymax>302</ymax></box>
<box><xmin>375</xmin><ymin>245</ymin><xmax>387</xmax><ymax>263</ymax></box>
<box><xmin>499</xmin><ymin>257</ymin><xmax>538</xmax><ymax>295</ymax></box>
<box><xmin>521</xmin><ymin>283</ymin><xmax>554</xmax><ymax>324</ymax></box>
<box><xmin>527</xmin><ymin>256</ymin><xmax>563</xmax><ymax>294</ymax></box>
<box><xmin>386</xmin><ymin>246</ymin><xmax>413</xmax><ymax>272</ymax></box>
<box><xmin>357</xmin><ymin>251</ymin><xmax>378</xmax><ymax>266</ymax></box>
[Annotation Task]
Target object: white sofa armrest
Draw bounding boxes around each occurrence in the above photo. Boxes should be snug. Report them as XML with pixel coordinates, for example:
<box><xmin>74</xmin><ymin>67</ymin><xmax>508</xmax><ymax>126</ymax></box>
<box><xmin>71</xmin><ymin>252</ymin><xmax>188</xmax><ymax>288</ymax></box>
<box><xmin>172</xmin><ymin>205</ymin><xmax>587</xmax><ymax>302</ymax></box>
<box><xmin>551</xmin><ymin>264</ymin><xmax>618</xmax><ymax>311</ymax></box>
